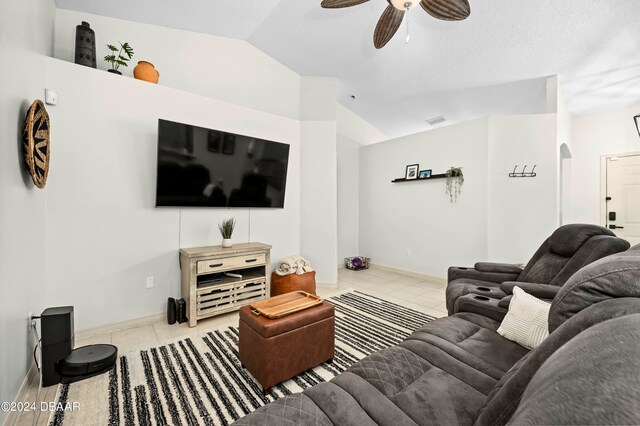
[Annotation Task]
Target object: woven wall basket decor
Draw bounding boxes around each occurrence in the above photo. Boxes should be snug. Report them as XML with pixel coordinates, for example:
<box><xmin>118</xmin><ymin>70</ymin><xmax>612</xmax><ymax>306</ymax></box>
<box><xmin>23</xmin><ymin>99</ymin><xmax>50</xmax><ymax>188</ymax></box>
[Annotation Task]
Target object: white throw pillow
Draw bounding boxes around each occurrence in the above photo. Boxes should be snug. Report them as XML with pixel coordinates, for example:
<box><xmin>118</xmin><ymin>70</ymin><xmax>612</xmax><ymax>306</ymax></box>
<box><xmin>497</xmin><ymin>286</ymin><xmax>551</xmax><ymax>349</ymax></box>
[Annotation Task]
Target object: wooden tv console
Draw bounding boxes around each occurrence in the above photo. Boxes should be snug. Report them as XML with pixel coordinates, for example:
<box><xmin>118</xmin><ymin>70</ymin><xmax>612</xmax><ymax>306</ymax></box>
<box><xmin>179</xmin><ymin>242</ymin><xmax>271</xmax><ymax>327</ymax></box>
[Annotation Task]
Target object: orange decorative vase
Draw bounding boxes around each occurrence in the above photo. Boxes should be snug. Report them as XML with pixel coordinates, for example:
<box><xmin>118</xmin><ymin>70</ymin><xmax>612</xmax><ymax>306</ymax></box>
<box><xmin>133</xmin><ymin>61</ymin><xmax>159</xmax><ymax>84</ymax></box>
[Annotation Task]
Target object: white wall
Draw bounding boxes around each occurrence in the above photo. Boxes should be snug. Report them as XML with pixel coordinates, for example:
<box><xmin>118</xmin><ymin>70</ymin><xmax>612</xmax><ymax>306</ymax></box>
<box><xmin>359</xmin><ymin>118</ymin><xmax>490</xmax><ymax>277</ymax></box>
<box><xmin>568</xmin><ymin>104</ymin><xmax>640</xmax><ymax>225</ymax></box>
<box><xmin>299</xmin><ymin>89</ymin><xmax>386</xmax><ymax>278</ymax></box>
<box><xmin>360</xmin><ymin>113</ymin><xmax>561</xmax><ymax>277</ymax></box>
<box><xmin>54</xmin><ymin>9</ymin><xmax>301</xmax><ymax>120</ymax></box>
<box><xmin>42</xmin><ymin>58</ymin><xmax>301</xmax><ymax>330</ymax></box>
<box><xmin>299</xmin><ymin>77</ymin><xmax>338</xmax><ymax>284</ymax></box>
<box><xmin>0</xmin><ymin>0</ymin><xmax>55</xmax><ymax>421</ymax></box>
<box><xmin>547</xmin><ymin>76</ymin><xmax>574</xmax><ymax>226</ymax></box>
<box><xmin>0</xmin><ymin>0</ymin><xmax>54</xmax><ymax>55</ymax></box>
<box><xmin>336</xmin><ymin>103</ymin><xmax>387</xmax><ymax>145</ymax></box>
<box><xmin>337</xmin><ymin>135</ymin><xmax>360</xmax><ymax>264</ymax></box>
<box><xmin>487</xmin><ymin>114</ymin><xmax>559</xmax><ymax>262</ymax></box>
<box><xmin>555</xmin><ymin>79</ymin><xmax>572</xmax><ymax>149</ymax></box>
<box><xmin>335</xmin><ymin>103</ymin><xmax>387</xmax><ymax>266</ymax></box>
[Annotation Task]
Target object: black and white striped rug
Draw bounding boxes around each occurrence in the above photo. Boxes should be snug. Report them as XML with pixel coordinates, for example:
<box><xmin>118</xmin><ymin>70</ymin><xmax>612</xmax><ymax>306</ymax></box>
<box><xmin>49</xmin><ymin>290</ymin><xmax>436</xmax><ymax>426</ymax></box>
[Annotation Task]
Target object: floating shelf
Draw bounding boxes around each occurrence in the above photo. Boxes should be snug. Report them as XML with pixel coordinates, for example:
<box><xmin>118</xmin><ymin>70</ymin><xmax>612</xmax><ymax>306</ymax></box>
<box><xmin>392</xmin><ymin>173</ymin><xmax>446</xmax><ymax>183</ymax></box>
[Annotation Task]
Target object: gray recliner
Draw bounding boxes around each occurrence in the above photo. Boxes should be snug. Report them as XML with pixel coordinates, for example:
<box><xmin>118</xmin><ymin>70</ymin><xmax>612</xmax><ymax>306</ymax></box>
<box><xmin>445</xmin><ymin>223</ymin><xmax>630</xmax><ymax>321</ymax></box>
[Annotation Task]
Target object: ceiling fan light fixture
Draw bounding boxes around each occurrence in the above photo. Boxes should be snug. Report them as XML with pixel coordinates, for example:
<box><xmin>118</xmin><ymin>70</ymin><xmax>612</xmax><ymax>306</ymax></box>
<box><xmin>390</xmin><ymin>0</ymin><xmax>420</xmax><ymax>10</ymax></box>
<box><xmin>324</xmin><ymin>0</ymin><xmax>469</xmax><ymax>49</ymax></box>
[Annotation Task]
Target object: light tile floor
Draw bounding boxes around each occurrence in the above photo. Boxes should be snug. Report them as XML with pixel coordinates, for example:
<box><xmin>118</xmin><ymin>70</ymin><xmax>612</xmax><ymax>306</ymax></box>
<box><xmin>15</xmin><ymin>266</ymin><xmax>447</xmax><ymax>426</ymax></box>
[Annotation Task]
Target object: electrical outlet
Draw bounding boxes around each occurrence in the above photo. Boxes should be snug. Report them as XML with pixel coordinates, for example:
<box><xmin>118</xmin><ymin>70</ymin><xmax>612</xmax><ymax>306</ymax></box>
<box><xmin>146</xmin><ymin>276</ymin><xmax>154</xmax><ymax>289</ymax></box>
<box><xmin>405</xmin><ymin>248</ymin><xmax>411</xmax><ymax>256</ymax></box>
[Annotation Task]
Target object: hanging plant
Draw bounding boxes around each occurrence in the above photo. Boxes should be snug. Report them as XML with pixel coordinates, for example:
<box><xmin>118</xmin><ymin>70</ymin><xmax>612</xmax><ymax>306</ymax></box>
<box><xmin>445</xmin><ymin>166</ymin><xmax>464</xmax><ymax>203</ymax></box>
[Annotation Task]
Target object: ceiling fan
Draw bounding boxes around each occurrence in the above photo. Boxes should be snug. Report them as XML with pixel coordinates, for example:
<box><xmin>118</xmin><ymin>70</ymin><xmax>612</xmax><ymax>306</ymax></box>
<box><xmin>321</xmin><ymin>0</ymin><xmax>470</xmax><ymax>49</ymax></box>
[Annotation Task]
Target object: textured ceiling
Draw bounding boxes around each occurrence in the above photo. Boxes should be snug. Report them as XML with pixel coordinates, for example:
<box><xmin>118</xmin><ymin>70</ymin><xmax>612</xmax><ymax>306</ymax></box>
<box><xmin>55</xmin><ymin>0</ymin><xmax>640</xmax><ymax>139</ymax></box>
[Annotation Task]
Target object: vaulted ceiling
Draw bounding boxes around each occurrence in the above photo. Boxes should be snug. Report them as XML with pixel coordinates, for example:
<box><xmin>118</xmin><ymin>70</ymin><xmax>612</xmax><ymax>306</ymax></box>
<box><xmin>55</xmin><ymin>0</ymin><xmax>640</xmax><ymax>138</ymax></box>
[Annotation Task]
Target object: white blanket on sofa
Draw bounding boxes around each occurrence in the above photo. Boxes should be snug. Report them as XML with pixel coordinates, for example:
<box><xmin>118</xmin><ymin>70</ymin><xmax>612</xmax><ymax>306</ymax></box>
<box><xmin>275</xmin><ymin>256</ymin><xmax>314</xmax><ymax>276</ymax></box>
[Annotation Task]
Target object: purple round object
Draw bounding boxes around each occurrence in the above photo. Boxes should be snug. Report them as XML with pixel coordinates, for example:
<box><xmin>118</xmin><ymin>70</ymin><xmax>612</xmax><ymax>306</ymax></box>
<box><xmin>351</xmin><ymin>257</ymin><xmax>362</xmax><ymax>268</ymax></box>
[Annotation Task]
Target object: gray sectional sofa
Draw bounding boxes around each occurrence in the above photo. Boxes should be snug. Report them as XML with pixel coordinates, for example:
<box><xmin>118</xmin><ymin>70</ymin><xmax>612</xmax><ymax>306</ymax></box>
<box><xmin>234</xmin><ymin>244</ymin><xmax>640</xmax><ymax>425</ymax></box>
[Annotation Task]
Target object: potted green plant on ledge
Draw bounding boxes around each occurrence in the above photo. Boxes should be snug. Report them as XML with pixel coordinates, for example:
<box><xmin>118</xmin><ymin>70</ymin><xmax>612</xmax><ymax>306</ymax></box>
<box><xmin>104</xmin><ymin>42</ymin><xmax>134</xmax><ymax>75</ymax></box>
<box><xmin>445</xmin><ymin>166</ymin><xmax>464</xmax><ymax>203</ymax></box>
<box><xmin>218</xmin><ymin>217</ymin><xmax>236</xmax><ymax>248</ymax></box>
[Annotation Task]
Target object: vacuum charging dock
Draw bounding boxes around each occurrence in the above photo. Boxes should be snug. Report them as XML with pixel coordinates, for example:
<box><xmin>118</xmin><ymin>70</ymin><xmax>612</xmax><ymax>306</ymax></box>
<box><xmin>40</xmin><ymin>306</ymin><xmax>117</xmax><ymax>386</ymax></box>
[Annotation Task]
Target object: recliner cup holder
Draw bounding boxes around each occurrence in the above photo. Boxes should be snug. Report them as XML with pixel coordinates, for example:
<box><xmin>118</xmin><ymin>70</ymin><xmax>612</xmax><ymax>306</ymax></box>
<box><xmin>476</xmin><ymin>287</ymin><xmax>491</xmax><ymax>292</ymax></box>
<box><xmin>473</xmin><ymin>296</ymin><xmax>490</xmax><ymax>301</ymax></box>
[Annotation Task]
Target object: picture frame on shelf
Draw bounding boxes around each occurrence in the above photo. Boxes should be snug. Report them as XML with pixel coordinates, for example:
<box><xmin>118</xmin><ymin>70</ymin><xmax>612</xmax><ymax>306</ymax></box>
<box><xmin>405</xmin><ymin>164</ymin><xmax>419</xmax><ymax>180</ymax></box>
<box><xmin>207</xmin><ymin>131</ymin><xmax>221</xmax><ymax>153</ymax></box>
<box><xmin>419</xmin><ymin>169</ymin><xmax>432</xmax><ymax>179</ymax></box>
<box><xmin>222</xmin><ymin>134</ymin><xmax>236</xmax><ymax>155</ymax></box>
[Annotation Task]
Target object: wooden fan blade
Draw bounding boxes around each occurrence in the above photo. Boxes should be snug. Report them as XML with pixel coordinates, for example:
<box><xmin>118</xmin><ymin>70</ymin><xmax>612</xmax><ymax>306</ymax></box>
<box><xmin>420</xmin><ymin>0</ymin><xmax>470</xmax><ymax>21</ymax></box>
<box><xmin>374</xmin><ymin>5</ymin><xmax>405</xmax><ymax>49</ymax></box>
<box><xmin>321</xmin><ymin>0</ymin><xmax>370</xmax><ymax>8</ymax></box>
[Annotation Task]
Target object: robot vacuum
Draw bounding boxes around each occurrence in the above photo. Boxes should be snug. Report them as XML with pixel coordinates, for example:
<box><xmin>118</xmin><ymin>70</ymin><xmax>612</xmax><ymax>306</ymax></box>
<box><xmin>58</xmin><ymin>344</ymin><xmax>118</xmax><ymax>384</ymax></box>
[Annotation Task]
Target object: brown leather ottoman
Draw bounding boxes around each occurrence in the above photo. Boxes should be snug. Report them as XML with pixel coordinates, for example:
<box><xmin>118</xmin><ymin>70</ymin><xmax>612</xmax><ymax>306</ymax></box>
<box><xmin>238</xmin><ymin>301</ymin><xmax>334</xmax><ymax>394</ymax></box>
<box><xmin>270</xmin><ymin>271</ymin><xmax>317</xmax><ymax>296</ymax></box>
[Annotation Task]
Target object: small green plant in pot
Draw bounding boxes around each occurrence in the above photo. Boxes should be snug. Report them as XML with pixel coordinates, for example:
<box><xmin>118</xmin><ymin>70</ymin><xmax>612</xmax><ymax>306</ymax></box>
<box><xmin>445</xmin><ymin>166</ymin><xmax>464</xmax><ymax>203</ymax></box>
<box><xmin>104</xmin><ymin>42</ymin><xmax>134</xmax><ymax>75</ymax></box>
<box><xmin>218</xmin><ymin>218</ymin><xmax>236</xmax><ymax>248</ymax></box>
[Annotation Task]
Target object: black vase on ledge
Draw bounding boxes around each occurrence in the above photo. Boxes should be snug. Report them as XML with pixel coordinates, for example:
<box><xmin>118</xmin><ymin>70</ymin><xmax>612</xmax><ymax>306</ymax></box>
<box><xmin>107</xmin><ymin>69</ymin><xmax>122</xmax><ymax>75</ymax></box>
<box><xmin>74</xmin><ymin>21</ymin><xmax>96</xmax><ymax>68</ymax></box>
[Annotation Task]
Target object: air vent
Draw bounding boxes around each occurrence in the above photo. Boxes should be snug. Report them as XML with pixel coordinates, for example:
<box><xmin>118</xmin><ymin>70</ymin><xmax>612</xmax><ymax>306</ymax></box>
<box><xmin>426</xmin><ymin>115</ymin><xmax>446</xmax><ymax>126</ymax></box>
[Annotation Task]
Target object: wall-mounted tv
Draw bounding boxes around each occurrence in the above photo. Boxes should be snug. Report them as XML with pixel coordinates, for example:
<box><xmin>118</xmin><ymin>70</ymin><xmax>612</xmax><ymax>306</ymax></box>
<box><xmin>155</xmin><ymin>119</ymin><xmax>290</xmax><ymax>208</ymax></box>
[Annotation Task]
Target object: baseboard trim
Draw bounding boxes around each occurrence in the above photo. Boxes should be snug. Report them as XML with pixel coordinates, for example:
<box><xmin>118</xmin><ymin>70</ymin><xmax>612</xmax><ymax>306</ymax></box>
<box><xmin>370</xmin><ymin>262</ymin><xmax>446</xmax><ymax>285</ymax></box>
<box><xmin>4</xmin><ymin>361</ymin><xmax>38</xmax><ymax>426</ymax></box>
<box><xmin>317</xmin><ymin>282</ymin><xmax>339</xmax><ymax>289</ymax></box>
<box><xmin>75</xmin><ymin>312</ymin><xmax>164</xmax><ymax>340</ymax></box>
<box><xmin>76</xmin><ymin>268</ymin><xmax>439</xmax><ymax>339</ymax></box>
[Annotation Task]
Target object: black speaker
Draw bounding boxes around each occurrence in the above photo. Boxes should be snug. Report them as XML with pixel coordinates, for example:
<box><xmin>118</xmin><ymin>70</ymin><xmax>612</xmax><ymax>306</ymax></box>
<box><xmin>176</xmin><ymin>299</ymin><xmax>187</xmax><ymax>324</ymax></box>
<box><xmin>41</xmin><ymin>306</ymin><xmax>74</xmax><ymax>387</ymax></box>
<box><xmin>167</xmin><ymin>297</ymin><xmax>176</xmax><ymax>325</ymax></box>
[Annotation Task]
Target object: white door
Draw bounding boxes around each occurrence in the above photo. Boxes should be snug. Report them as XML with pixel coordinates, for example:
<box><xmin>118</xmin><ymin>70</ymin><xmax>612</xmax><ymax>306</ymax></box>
<box><xmin>605</xmin><ymin>154</ymin><xmax>640</xmax><ymax>247</ymax></box>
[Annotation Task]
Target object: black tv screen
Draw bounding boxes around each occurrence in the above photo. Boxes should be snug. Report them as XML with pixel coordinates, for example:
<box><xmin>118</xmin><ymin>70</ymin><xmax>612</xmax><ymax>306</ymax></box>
<box><xmin>156</xmin><ymin>119</ymin><xmax>290</xmax><ymax>208</ymax></box>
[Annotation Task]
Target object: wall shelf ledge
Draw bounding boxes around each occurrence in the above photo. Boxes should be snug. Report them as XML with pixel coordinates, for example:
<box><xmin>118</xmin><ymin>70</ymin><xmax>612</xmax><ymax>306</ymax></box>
<box><xmin>392</xmin><ymin>174</ymin><xmax>446</xmax><ymax>183</ymax></box>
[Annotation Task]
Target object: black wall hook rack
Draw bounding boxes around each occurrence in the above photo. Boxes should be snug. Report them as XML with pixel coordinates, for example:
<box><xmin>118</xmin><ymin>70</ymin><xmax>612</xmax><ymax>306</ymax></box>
<box><xmin>509</xmin><ymin>165</ymin><xmax>537</xmax><ymax>178</ymax></box>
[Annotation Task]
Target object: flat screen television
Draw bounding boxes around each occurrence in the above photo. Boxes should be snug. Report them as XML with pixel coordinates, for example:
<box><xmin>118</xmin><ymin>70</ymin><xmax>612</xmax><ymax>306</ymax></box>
<box><xmin>155</xmin><ymin>119</ymin><xmax>290</xmax><ymax>208</ymax></box>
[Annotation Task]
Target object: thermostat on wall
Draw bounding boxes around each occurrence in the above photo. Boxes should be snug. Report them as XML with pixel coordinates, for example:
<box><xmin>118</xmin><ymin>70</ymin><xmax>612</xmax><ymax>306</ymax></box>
<box><xmin>45</xmin><ymin>89</ymin><xmax>58</xmax><ymax>106</ymax></box>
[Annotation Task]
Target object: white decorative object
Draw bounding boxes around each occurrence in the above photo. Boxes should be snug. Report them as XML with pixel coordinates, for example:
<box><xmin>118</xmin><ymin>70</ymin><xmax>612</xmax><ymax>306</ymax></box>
<box><xmin>275</xmin><ymin>256</ymin><xmax>315</xmax><ymax>276</ymax></box>
<box><xmin>497</xmin><ymin>286</ymin><xmax>551</xmax><ymax>349</ymax></box>
<box><xmin>222</xmin><ymin>238</ymin><xmax>232</xmax><ymax>248</ymax></box>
